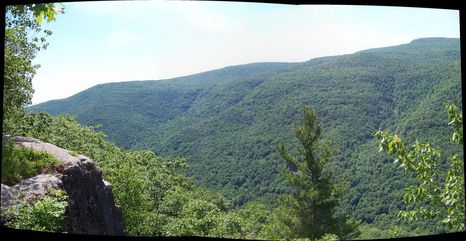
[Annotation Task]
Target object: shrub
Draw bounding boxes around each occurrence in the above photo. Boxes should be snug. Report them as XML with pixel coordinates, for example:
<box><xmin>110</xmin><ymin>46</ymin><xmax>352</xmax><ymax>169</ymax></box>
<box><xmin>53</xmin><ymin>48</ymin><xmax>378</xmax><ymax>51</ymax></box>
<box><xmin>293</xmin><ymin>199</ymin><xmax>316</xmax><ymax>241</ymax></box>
<box><xmin>1</xmin><ymin>143</ymin><xmax>60</xmax><ymax>185</ymax></box>
<box><xmin>2</xmin><ymin>188</ymin><xmax>68</xmax><ymax>232</ymax></box>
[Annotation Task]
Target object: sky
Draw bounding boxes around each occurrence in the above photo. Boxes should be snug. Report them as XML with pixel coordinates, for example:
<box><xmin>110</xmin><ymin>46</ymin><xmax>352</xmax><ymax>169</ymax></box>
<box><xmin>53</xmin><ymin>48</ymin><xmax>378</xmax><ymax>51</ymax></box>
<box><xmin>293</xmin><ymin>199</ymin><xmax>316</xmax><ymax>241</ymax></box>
<box><xmin>28</xmin><ymin>0</ymin><xmax>460</xmax><ymax>105</ymax></box>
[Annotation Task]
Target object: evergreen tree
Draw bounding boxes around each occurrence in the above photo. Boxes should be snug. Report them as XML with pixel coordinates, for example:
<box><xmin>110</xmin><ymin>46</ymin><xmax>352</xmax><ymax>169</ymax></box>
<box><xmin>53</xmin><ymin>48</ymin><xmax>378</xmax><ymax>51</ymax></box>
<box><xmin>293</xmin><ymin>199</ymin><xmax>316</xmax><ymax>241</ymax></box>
<box><xmin>276</xmin><ymin>105</ymin><xmax>359</xmax><ymax>240</ymax></box>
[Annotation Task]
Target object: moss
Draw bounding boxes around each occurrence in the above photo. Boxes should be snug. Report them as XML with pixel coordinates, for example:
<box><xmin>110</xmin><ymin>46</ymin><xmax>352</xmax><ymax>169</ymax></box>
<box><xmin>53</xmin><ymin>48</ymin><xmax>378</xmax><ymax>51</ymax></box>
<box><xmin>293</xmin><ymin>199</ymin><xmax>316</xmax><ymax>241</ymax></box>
<box><xmin>68</xmin><ymin>150</ymin><xmax>78</xmax><ymax>157</ymax></box>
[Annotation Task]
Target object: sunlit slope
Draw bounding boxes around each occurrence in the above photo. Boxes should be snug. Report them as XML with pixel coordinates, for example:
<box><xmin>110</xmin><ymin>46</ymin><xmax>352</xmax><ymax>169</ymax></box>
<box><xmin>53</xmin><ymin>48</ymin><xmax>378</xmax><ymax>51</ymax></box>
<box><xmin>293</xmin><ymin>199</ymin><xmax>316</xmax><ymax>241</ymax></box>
<box><xmin>29</xmin><ymin>38</ymin><xmax>462</xmax><ymax>230</ymax></box>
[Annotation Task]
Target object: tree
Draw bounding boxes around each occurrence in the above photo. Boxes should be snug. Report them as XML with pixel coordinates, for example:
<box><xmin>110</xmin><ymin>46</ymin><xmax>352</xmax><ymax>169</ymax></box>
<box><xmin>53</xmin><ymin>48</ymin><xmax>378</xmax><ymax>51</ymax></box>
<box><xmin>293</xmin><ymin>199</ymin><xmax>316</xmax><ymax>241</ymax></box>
<box><xmin>375</xmin><ymin>102</ymin><xmax>465</xmax><ymax>231</ymax></box>
<box><xmin>276</xmin><ymin>105</ymin><xmax>359</xmax><ymax>240</ymax></box>
<box><xmin>3</xmin><ymin>3</ymin><xmax>63</xmax><ymax>133</ymax></box>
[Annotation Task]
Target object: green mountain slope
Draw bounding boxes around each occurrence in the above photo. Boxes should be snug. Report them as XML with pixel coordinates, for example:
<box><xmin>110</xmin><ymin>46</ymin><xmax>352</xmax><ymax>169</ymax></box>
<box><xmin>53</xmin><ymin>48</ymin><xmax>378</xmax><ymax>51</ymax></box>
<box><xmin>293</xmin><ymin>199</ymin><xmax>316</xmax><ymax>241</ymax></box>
<box><xmin>29</xmin><ymin>37</ymin><xmax>462</xmax><ymax>230</ymax></box>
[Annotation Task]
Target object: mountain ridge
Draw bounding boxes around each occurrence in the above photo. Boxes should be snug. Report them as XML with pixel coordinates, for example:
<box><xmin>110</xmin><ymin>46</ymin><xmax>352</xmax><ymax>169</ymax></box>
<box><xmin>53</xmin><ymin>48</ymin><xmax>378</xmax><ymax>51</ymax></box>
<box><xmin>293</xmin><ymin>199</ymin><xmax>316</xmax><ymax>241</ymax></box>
<box><xmin>28</xmin><ymin>37</ymin><xmax>462</xmax><ymax>231</ymax></box>
<box><xmin>31</xmin><ymin>37</ymin><xmax>459</xmax><ymax>107</ymax></box>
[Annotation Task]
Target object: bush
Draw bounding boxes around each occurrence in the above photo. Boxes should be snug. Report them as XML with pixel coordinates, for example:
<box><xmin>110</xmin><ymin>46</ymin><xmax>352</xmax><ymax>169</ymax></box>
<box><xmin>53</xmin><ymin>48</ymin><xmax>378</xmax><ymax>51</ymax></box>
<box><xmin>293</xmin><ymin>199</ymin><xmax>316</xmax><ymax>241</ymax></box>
<box><xmin>2</xmin><ymin>188</ymin><xmax>68</xmax><ymax>232</ymax></box>
<box><xmin>1</xmin><ymin>143</ymin><xmax>61</xmax><ymax>185</ymax></box>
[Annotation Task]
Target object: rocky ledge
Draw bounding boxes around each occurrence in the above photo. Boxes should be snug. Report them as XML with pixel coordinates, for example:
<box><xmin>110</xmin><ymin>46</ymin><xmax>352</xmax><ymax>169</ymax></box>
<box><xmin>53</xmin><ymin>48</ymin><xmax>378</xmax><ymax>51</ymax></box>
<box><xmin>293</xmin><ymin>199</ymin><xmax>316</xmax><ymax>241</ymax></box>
<box><xmin>1</xmin><ymin>136</ymin><xmax>124</xmax><ymax>235</ymax></box>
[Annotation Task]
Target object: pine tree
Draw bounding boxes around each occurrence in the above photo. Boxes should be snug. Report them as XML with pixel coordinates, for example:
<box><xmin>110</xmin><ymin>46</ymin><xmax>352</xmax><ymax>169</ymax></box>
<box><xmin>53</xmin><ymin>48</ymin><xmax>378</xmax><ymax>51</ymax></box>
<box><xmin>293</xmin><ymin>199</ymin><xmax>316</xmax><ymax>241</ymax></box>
<box><xmin>277</xmin><ymin>105</ymin><xmax>359</xmax><ymax>240</ymax></box>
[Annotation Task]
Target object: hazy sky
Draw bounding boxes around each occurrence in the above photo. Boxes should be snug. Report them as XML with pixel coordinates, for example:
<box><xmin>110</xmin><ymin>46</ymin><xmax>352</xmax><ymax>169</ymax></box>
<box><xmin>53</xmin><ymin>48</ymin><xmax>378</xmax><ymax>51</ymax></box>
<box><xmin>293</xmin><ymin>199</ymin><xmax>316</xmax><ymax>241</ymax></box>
<box><xmin>29</xmin><ymin>0</ymin><xmax>460</xmax><ymax>105</ymax></box>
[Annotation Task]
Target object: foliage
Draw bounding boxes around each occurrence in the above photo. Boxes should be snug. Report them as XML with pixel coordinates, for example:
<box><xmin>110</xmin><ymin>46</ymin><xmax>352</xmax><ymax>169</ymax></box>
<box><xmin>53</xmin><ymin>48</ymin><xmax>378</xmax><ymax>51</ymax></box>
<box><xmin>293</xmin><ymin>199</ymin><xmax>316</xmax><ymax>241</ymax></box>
<box><xmin>375</xmin><ymin>103</ymin><xmax>465</xmax><ymax>232</ymax></box>
<box><xmin>7</xmin><ymin>112</ymin><xmax>247</xmax><ymax>237</ymax></box>
<box><xmin>355</xmin><ymin>224</ymin><xmax>413</xmax><ymax>240</ymax></box>
<box><xmin>232</xmin><ymin>201</ymin><xmax>271</xmax><ymax>238</ymax></box>
<box><xmin>316</xmin><ymin>233</ymin><xmax>340</xmax><ymax>241</ymax></box>
<box><xmin>3</xmin><ymin>189</ymin><xmax>68</xmax><ymax>232</ymax></box>
<box><xmin>384</xmin><ymin>226</ymin><xmax>408</xmax><ymax>238</ymax></box>
<box><xmin>3</xmin><ymin>3</ymin><xmax>63</xmax><ymax>133</ymax></box>
<box><xmin>1</xmin><ymin>142</ymin><xmax>60</xmax><ymax>185</ymax></box>
<box><xmin>259</xmin><ymin>196</ymin><xmax>301</xmax><ymax>239</ymax></box>
<box><xmin>276</xmin><ymin>105</ymin><xmax>359</xmax><ymax>240</ymax></box>
<box><xmin>7</xmin><ymin>112</ymin><xmax>177</xmax><ymax>235</ymax></box>
<box><xmin>7</xmin><ymin>111</ymin><xmax>354</xmax><ymax>239</ymax></box>
<box><xmin>28</xmin><ymin>38</ymin><xmax>463</xmax><ymax>234</ymax></box>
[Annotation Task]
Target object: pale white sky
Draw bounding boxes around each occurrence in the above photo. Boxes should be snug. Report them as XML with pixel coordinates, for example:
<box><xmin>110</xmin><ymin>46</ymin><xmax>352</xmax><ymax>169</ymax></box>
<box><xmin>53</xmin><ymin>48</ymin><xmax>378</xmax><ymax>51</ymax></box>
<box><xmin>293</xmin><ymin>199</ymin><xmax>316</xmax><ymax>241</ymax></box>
<box><xmin>30</xmin><ymin>1</ymin><xmax>460</xmax><ymax>105</ymax></box>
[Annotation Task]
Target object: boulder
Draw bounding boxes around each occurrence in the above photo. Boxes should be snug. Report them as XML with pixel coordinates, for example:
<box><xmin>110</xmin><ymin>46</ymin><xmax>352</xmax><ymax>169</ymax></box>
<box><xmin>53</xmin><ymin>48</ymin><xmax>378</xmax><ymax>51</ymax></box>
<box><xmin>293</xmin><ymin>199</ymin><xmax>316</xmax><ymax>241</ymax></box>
<box><xmin>0</xmin><ymin>174</ymin><xmax>63</xmax><ymax>226</ymax></box>
<box><xmin>1</xmin><ymin>184</ymin><xmax>15</xmax><ymax>207</ymax></box>
<box><xmin>1</xmin><ymin>136</ymin><xmax>125</xmax><ymax>235</ymax></box>
<box><xmin>1</xmin><ymin>174</ymin><xmax>63</xmax><ymax>204</ymax></box>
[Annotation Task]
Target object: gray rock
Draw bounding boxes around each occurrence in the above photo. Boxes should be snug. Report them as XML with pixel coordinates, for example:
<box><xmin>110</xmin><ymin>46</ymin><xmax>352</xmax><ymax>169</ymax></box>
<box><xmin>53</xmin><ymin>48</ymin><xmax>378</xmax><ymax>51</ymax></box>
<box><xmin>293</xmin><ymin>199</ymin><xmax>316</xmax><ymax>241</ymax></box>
<box><xmin>2</xmin><ymin>136</ymin><xmax>125</xmax><ymax>235</ymax></box>
<box><xmin>1</xmin><ymin>184</ymin><xmax>16</xmax><ymax>206</ymax></box>
<box><xmin>1</xmin><ymin>174</ymin><xmax>62</xmax><ymax>226</ymax></box>
<box><xmin>13</xmin><ymin>174</ymin><xmax>62</xmax><ymax>199</ymax></box>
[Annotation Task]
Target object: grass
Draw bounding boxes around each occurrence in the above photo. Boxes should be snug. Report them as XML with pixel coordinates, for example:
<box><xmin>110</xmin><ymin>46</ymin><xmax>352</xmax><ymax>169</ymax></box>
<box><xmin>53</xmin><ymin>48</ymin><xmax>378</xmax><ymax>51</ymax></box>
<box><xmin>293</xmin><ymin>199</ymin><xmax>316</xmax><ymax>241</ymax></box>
<box><xmin>1</xmin><ymin>143</ymin><xmax>61</xmax><ymax>185</ymax></box>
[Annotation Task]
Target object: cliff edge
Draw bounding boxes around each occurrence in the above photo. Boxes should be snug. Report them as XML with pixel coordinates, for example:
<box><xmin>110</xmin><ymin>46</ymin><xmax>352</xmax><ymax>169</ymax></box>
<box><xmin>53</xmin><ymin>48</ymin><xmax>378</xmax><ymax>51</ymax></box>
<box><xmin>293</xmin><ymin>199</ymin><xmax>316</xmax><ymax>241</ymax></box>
<box><xmin>1</xmin><ymin>136</ymin><xmax>125</xmax><ymax>235</ymax></box>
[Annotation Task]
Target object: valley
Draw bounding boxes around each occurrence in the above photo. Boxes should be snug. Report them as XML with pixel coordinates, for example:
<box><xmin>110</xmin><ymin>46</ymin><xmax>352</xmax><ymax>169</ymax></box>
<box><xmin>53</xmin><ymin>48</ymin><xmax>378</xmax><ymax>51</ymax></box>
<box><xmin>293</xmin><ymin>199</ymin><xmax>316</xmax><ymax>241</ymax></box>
<box><xmin>28</xmin><ymin>37</ymin><xmax>463</xmax><ymax>234</ymax></box>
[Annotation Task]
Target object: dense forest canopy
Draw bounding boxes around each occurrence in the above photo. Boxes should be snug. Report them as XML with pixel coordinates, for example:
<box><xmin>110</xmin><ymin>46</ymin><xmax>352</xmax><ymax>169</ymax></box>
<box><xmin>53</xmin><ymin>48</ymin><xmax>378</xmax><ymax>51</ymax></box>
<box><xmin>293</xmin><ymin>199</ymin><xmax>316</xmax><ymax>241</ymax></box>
<box><xmin>2</xmin><ymin>0</ymin><xmax>464</xmax><ymax>238</ymax></box>
<box><xmin>28</xmin><ymin>37</ymin><xmax>464</xmax><ymax>236</ymax></box>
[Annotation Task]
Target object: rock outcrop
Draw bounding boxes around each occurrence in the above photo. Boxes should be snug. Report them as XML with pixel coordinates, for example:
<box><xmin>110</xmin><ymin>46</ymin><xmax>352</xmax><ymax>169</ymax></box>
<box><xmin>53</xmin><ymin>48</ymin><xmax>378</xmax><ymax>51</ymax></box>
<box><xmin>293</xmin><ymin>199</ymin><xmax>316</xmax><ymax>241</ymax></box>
<box><xmin>1</xmin><ymin>174</ymin><xmax>63</xmax><ymax>206</ymax></box>
<box><xmin>1</xmin><ymin>136</ymin><xmax>124</xmax><ymax>235</ymax></box>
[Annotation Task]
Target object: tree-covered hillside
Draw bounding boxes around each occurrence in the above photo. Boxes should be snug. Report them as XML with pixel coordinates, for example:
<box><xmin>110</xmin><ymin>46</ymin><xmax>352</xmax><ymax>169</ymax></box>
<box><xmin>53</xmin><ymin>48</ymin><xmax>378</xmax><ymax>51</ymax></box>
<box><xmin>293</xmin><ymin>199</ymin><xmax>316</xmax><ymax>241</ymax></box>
<box><xmin>29</xmin><ymin>37</ymin><xmax>462</xmax><ymax>233</ymax></box>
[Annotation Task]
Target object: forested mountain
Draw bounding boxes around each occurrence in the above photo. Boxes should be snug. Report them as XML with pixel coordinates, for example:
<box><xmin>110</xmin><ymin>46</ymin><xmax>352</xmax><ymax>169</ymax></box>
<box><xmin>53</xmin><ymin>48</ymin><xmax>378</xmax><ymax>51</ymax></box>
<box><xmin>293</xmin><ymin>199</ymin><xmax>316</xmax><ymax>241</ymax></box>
<box><xmin>29</xmin><ymin>37</ymin><xmax>462</xmax><ymax>232</ymax></box>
